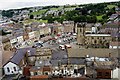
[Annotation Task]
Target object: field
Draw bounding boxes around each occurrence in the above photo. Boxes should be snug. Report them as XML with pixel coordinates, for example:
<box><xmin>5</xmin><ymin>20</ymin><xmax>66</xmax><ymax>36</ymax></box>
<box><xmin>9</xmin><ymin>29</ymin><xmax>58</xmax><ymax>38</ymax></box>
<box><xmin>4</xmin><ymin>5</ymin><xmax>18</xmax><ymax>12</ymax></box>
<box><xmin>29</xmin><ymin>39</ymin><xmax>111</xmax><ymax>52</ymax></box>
<box><xmin>30</xmin><ymin>9</ymin><xmax>47</xmax><ymax>15</ymax></box>
<box><xmin>107</xmin><ymin>5</ymin><xmax>116</xmax><ymax>9</ymax></box>
<box><xmin>23</xmin><ymin>19</ymin><xmax>48</xmax><ymax>24</ymax></box>
<box><xmin>97</xmin><ymin>15</ymin><xmax>104</xmax><ymax>21</ymax></box>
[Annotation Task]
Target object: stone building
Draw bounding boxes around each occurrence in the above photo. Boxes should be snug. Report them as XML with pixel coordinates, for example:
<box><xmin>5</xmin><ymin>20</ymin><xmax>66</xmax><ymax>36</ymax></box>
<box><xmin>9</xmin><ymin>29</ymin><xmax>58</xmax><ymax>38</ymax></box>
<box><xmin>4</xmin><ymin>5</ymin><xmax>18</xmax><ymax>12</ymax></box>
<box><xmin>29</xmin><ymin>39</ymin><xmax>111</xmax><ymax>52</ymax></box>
<box><xmin>27</xmin><ymin>48</ymin><xmax>52</xmax><ymax>67</ymax></box>
<box><xmin>2</xmin><ymin>36</ymin><xmax>12</xmax><ymax>51</ymax></box>
<box><xmin>77</xmin><ymin>23</ymin><xmax>112</xmax><ymax>48</ymax></box>
<box><xmin>63</xmin><ymin>21</ymin><xmax>74</xmax><ymax>33</ymax></box>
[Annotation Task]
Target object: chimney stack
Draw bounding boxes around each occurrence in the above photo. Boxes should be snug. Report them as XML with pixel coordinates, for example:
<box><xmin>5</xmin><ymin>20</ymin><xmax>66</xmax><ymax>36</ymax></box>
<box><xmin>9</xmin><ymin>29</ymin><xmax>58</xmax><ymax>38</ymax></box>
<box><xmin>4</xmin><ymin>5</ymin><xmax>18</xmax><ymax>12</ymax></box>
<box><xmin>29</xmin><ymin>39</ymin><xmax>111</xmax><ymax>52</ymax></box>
<box><xmin>109</xmin><ymin>53</ymin><xmax>111</xmax><ymax>58</ymax></box>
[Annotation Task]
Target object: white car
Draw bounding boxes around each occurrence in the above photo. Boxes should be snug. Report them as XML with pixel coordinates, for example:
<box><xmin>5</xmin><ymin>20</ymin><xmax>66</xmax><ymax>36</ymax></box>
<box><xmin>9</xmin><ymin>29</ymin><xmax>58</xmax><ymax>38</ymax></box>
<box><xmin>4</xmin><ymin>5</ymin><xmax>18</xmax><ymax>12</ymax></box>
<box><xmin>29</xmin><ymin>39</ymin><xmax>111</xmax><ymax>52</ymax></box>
<box><xmin>63</xmin><ymin>38</ymin><xmax>67</xmax><ymax>42</ymax></box>
<box><xmin>65</xmin><ymin>44</ymin><xmax>71</xmax><ymax>48</ymax></box>
<box><xmin>73</xmin><ymin>33</ymin><xmax>77</xmax><ymax>36</ymax></box>
<box><xmin>38</xmin><ymin>41</ymin><xmax>43</xmax><ymax>44</ymax></box>
<box><xmin>58</xmin><ymin>39</ymin><xmax>62</xmax><ymax>43</ymax></box>
<box><xmin>59</xmin><ymin>45</ymin><xmax>65</xmax><ymax>50</ymax></box>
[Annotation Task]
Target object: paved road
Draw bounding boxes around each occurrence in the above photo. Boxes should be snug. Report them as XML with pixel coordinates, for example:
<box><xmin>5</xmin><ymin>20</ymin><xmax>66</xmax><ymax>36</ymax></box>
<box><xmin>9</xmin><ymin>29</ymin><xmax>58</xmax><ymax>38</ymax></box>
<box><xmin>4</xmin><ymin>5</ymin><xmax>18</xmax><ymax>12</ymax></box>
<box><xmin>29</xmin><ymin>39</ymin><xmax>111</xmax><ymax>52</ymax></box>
<box><xmin>42</xmin><ymin>35</ymin><xmax>76</xmax><ymax>49</ymax></box>
<box><xmin>15</xmin><ymin>34</ymin><xmax>76</xmax><ymax>49</ymax></box>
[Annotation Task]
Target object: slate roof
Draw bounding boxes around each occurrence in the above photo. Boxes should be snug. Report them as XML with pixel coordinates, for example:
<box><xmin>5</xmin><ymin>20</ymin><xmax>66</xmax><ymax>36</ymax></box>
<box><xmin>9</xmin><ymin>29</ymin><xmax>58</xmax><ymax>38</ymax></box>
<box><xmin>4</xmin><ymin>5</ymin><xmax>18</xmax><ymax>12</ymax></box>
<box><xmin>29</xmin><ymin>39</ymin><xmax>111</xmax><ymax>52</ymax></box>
<box><xmin>104</xmin><ymin>23</ymin><xmax>119</xmax><ymax>28</ymax></box>
<box><xmin>69</xmin><ymin>58</ymin><xmax>85</xmax><ymax>65</ymax></box>
<box><xmin>10</xmin><ymin>47</ymin><xmax>36</xmax><ymax>65</ymax></box>
<box><xmin>2</xmin><ymin>51</ymin><xmax>14</xmax><ymax>67</ymax></box>
<box><xmin>94</xmin><ymin>61</ymin><xmax>114</xmax><ymax>69</ymax></box>
<box><xmin>0</xmin><ymin>50</ymin><xmax>15</xmax><ymax>67</ymax></box>
<box><xmin>67</xmin><ymin>48</ymin><xmax>119</xmax><ymax>58</ymax></box>
<box><xmin>111</xmin><ymin>32</ymin><xmax>120</xmax><ymax>37</ymax></box>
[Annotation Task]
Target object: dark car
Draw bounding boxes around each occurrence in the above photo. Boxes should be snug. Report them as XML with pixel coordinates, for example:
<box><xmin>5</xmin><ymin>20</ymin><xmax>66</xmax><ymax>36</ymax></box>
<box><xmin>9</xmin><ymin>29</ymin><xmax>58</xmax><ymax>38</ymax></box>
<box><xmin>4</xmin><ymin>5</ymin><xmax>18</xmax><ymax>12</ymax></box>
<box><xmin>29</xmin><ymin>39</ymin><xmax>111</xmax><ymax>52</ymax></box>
<box><xmin>33</xmin><ymin>42</ymin><xmax>43</xmax><ymax>48</ymax></box>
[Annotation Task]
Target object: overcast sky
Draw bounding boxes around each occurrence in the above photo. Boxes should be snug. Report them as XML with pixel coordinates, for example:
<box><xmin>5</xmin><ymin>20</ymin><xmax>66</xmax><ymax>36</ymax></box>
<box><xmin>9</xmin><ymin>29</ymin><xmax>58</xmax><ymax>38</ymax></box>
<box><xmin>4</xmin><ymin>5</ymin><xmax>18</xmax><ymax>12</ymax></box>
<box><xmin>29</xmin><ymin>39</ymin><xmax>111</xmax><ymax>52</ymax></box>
<box><xmin>0</xmin><ymin>0</ymin><xmax>119</xmax><ymax>10</ymax></box>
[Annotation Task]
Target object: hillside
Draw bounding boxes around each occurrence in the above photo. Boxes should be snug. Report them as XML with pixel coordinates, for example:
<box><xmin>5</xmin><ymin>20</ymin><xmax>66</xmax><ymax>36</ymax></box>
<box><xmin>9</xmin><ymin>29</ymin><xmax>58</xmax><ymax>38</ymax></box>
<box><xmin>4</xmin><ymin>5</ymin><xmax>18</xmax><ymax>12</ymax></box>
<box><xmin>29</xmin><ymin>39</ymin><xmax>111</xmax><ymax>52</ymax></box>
<box><xmin>1</xmin><ymin>1</ymin><xmax>120</xmax><ymax>24</ymax></box>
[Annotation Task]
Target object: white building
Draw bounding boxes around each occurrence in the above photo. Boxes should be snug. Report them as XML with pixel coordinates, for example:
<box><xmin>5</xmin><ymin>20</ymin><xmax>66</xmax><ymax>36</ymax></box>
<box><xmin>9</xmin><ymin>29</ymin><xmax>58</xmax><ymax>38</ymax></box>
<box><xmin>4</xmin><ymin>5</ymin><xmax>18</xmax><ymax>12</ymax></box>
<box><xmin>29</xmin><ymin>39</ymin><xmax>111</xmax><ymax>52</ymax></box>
<box><xmin>3</xmin><ymin>62</ymin><xmax>19</xmax><ymax>75</ymax></box>
<box><xmin>28</xmin><ymin>31</ymin><xmax>35</xmax><ymax>39</ymax></box>
<box><xmin>112</xmin><ymin>67</ymin><xmax>120</xmax><ymax>79</ymax></box>
<box><xmin>17</xmin><ymin>36</ymin><xmax>24</xmax><ymax>43</ymax></box>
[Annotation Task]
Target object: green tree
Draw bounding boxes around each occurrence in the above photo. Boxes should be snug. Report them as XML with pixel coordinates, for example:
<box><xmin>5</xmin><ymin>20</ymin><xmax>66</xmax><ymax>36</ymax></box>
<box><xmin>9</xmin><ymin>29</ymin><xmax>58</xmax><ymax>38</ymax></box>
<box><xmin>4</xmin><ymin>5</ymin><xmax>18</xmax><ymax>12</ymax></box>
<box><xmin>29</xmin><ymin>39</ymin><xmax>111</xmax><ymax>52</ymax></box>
<box><xmin>30</xmin><ymin>15</ymin><xmax>34</xmax><ymax>19</ymax></box>
<box><xmin>2</xmin><ymin>10</ymin><xmax>14</xmax><ymax>18</ymax></box>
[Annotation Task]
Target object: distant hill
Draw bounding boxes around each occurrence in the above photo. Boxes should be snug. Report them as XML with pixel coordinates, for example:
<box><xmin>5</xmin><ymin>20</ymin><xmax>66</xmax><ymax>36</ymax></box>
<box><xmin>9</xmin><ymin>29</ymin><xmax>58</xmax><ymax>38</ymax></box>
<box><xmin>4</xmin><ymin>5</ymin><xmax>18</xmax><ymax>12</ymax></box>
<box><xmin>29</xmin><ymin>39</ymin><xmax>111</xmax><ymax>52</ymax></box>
<box><xmin>1</xmin><ymin>1</ymin><xmax>120</xmax><ymax>24</ymax></box>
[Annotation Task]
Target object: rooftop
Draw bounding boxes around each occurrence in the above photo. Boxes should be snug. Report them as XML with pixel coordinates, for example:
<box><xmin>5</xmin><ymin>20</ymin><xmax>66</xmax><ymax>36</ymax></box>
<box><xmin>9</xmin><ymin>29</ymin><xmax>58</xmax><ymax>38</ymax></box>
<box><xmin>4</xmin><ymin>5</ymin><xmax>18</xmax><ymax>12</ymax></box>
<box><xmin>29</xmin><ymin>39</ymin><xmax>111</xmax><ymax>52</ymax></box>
<box><xmin>94</xmin><ymin>61</ymin><xmax>114</xmax><ymax>69</ymax></box>
<box><xmin>30</xmin><ymin>75</ymin><xmax>48</xmax><ymax>79</ymax></box>
<box><xmin>110</xmin><ymin>41</ymin><xmax>120</xmax><ymax>46</ymax></box>
<box><xmin>10</xmin><ymin>47</ymin><xmax>36</xmax><ymax>65</ymax></box>
<box><xmin>67</xmin><ymin>48</ymin><xmax>119</xmax><ymax>58</ymax></box>
<box><xmin>0</xmin><ymin>51</ymin><xmax>14</xmax><ymax>67</ymax></box>
<box><xmin>85</xmin><ymin>34</ymin><xmax>111</xmax><ymax>37</ymax></box>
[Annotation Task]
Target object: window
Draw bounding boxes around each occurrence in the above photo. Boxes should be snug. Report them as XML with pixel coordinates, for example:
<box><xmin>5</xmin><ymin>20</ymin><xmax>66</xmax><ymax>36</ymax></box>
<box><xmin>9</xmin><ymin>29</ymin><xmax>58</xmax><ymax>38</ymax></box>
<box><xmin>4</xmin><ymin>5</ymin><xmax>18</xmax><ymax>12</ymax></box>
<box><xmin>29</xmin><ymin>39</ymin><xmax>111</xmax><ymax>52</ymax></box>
<box><xmin>44</xmin><ymin>72</ymin><xmax>48</xmax><ymax>75</ymax></box>
<box><xmin>80</xmin><ymin>28</ymin><xmax>82</xmax><ymax>32</ymax></box>
<box><xmin>13</xmin><ymin>67</ymin><xmax>16</xmax><ymax>71</ymax></box>
<box><xmin>105</xmin><ymin>72</ymin><xmax>110</xmax><ymax>76</ymax></box>
<box><xmin>34</xmin><ymin>72</ymin><xmax>37</xmax><ymax>75</ymax></box>
<box><xmin>7</xmin><ymin>67</ymin><xmax>10</xmax><ymax>72</ymax></box>
<box><xmin>47</xmin><ymin>57</ymin><xmax>49</xmax><ymax>59</ymax></box>
<box><xmin>97</xmin><ymin>72</ymin><xmax>102</xmax><ymax>76</ymax></box>
<box><xmin>94</xmin><ymin>40</ymin><xmax>97</xmax><ymax>44</ymax></box>
<box><xmin>87</xmin><ymin>37</ymin><xmax>89</xmax><ymax>40</ymax></box>
<box><xmin>92</xmin><ymin>37</ymin><xmax>94</xmax><ymax>39</ymax></box>
<box><xmin>103</xmin><ymin>37</ymin><xmax>105</xmax><ymax>39</ymax></box>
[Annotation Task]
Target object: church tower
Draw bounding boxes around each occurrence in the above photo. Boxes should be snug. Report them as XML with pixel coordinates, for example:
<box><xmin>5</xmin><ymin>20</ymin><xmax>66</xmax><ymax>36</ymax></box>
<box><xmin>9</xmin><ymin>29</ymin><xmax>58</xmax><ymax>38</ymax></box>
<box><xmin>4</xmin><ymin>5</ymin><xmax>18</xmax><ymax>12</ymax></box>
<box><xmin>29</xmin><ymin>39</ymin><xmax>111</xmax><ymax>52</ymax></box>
<box><xmin>77</xmin><ymin>23</ymin><xmax>86</xmax><ymax>47</ymax></box>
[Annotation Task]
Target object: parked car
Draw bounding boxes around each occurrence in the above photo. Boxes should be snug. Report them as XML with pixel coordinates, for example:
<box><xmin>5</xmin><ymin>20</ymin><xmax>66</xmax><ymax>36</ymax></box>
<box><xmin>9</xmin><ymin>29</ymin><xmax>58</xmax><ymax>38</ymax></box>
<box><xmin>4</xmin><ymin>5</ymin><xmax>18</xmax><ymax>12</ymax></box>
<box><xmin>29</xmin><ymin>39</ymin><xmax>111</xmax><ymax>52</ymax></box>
<box><xmin>59</xmin><ymin>45</ymin><xmax>65</xmax><ymax>50</ymax></box>
<box><xmin>33</xmin><ymin>42</ymin><xmax>43</xmax><ymax>48</ymax></box>
<box><xmin>73</xmin><ymin>33</ymin><xmax>77</xmax><ymax>36</ymax></box>
<box><xmin>34</xmin><ymin>40</ymin><xmax>43</xmax><ymax>44</ymax></box>
<box><xmin>63</xmin><ymin>38</ymin><xmax>68</xmax><ymax>42</ymax></box>
<box><xmin>65</xmin><ymin>44</ymin><xmax>71</xmax><ymax>48</ymax></box>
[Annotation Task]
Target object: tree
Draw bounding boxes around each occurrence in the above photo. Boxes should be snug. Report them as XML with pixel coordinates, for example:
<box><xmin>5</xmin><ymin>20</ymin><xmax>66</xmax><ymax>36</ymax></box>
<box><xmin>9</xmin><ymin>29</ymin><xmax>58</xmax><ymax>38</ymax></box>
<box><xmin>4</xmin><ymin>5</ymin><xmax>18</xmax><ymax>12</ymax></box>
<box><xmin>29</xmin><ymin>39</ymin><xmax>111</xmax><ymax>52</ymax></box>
<box><xmin>30</xmin><ymin>15</ymin><xmax>34</xmax><ymax>19</ymax></box>
<box><xmin>0</xmin><ymin>29</ymin><xmax>11</xmax><ymax>36</ymax></box>
<box><xmin>2</xmin><ymin>10</ymin><xmax>14</xmax><ymax>18</ymax></box>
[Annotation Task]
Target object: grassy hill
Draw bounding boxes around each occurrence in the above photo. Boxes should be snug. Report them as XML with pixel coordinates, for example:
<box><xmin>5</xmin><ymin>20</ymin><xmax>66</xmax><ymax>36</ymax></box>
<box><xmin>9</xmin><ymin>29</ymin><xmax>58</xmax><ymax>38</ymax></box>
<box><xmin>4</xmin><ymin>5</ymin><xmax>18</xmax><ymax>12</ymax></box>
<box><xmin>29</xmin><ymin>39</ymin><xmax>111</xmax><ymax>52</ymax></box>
<box><xmin>30</xmin><ymin>9</ymin><xmax>47</xmax><ymax>15</ymax></box>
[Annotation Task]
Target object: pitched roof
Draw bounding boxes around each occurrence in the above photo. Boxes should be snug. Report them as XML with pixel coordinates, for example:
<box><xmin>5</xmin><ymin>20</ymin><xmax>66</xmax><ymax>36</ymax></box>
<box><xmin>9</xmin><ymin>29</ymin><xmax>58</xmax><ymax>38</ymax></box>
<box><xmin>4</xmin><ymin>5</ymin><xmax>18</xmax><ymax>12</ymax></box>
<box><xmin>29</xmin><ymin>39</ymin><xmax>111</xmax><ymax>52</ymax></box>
<box><xmin>10</xmin><ymin>47</ymin><xmax>36</xmax><ymax>65</ymax></box>
<box><xmin>111</xmin><ymin>32</ymin><xmax>120</xmax><ymax>37</ymax></box>
<box><xmin>94</xmin><ymin>61</ymin><xmax>114</xmax><ymax>69</ymax></box>
<box><xmin>67</xmin><ymin>48</ymin><xmax>119</xmax><ymax>58</ymax></box>
<box><xmin>69</xmin><ymin>58</ymin><xmax>85</xmax><ymax>65</ymax></box>
<box><xmin>2</xmin><ymin>36</ymin><xmax>10</xmax><ymax>43</ymax></box>
<box><xmin>0</xmin><ymin>51</ymin><xmax>14</xmax><ymax>67</ymax></box>
<box><xmin>110</xmin><ymin>41</ymin><xmax>120</xmax><ymax>46</ymax></box>
<box><xmin>104</xmin><ymin>23</ymin><xmax>119</xmax><ymax>28</ymax></box>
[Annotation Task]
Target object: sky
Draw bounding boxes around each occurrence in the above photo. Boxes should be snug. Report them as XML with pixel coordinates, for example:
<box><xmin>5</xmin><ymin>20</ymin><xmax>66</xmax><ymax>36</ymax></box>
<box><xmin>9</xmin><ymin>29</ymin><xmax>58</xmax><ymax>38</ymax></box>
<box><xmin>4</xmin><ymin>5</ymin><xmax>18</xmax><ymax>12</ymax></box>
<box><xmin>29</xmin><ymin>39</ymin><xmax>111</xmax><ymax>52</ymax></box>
<box><xmin>0</xmin><ymin>0</ymin><xmax>119</xmax><ymax>10</ymax></box>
